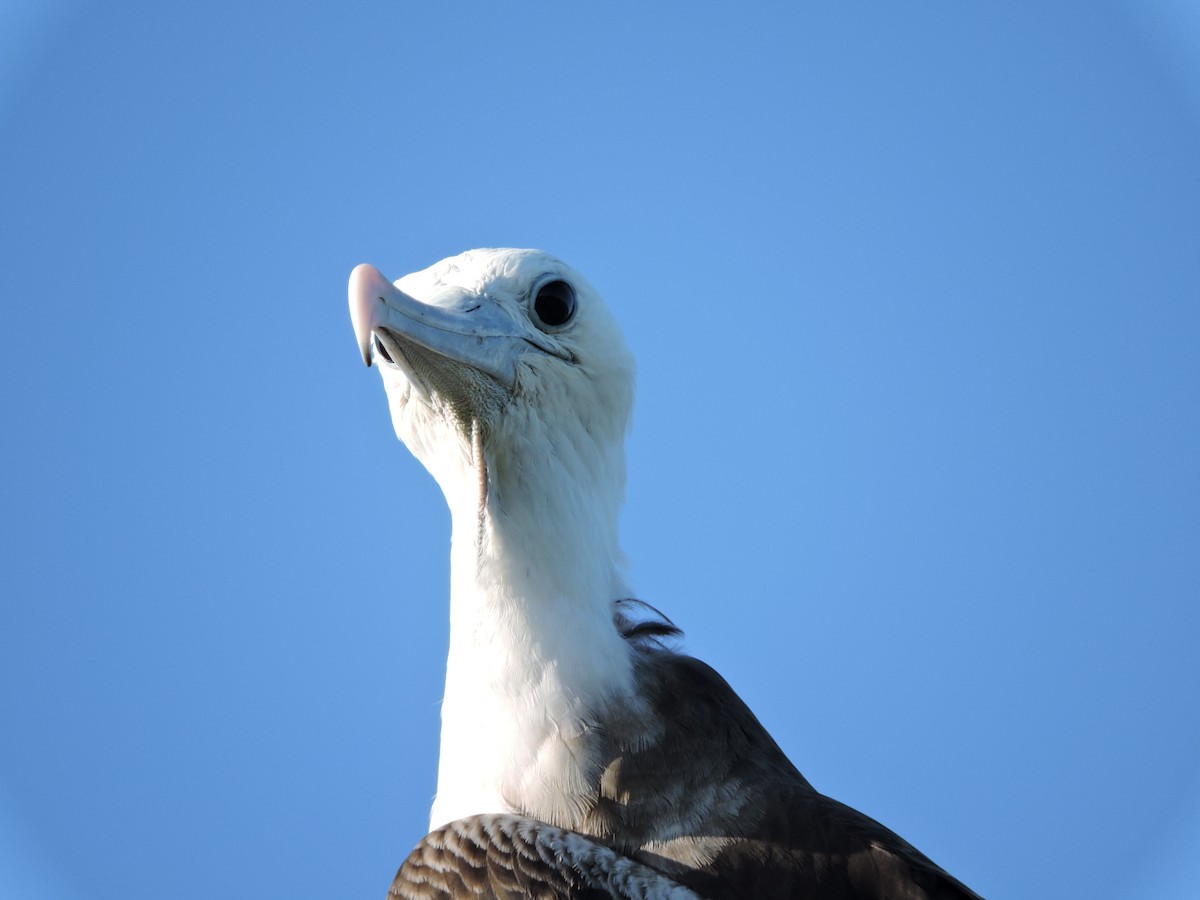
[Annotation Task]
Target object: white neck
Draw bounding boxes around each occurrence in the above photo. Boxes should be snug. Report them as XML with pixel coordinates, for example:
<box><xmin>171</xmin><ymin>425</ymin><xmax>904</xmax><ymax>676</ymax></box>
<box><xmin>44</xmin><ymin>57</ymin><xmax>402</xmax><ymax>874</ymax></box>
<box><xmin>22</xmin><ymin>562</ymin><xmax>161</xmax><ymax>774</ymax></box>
<box><xmin>428</xmin><ymin>416</ymin><xmax>634</xmax><ymax>830</ymax></box>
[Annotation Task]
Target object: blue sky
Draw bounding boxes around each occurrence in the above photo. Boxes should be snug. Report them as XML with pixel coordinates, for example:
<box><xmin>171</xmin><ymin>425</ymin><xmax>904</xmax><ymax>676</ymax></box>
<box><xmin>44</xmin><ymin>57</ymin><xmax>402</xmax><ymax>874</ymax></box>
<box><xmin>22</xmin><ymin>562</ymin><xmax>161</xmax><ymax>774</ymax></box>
<box><xmin>2</xmin><ymin>3</ymin><xmax>1198</xmax><ymax>898</ymax></box>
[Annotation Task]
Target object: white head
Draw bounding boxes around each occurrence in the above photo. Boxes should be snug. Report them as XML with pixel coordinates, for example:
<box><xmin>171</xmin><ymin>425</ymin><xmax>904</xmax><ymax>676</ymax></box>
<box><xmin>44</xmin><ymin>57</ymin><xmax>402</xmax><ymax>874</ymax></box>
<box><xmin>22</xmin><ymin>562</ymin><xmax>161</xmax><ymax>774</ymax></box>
<box><xmin>349</xmin><ymin>249</ymin><xmax>635</xmax><ymax>558</ymax></box>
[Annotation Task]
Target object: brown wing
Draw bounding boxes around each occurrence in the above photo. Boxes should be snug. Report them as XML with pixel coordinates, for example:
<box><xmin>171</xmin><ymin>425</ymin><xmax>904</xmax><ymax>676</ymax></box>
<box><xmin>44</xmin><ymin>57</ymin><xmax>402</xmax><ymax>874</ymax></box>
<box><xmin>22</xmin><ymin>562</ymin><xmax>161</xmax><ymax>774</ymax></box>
<box><xmin>592</xmin><ymin>653</ymin><xmax>984</xmax><ymax>900</ymax></box>
<box><xmin>389</xmin><ymin>814</ymin><xmax>701</xmax><ymax>900</ymax></box>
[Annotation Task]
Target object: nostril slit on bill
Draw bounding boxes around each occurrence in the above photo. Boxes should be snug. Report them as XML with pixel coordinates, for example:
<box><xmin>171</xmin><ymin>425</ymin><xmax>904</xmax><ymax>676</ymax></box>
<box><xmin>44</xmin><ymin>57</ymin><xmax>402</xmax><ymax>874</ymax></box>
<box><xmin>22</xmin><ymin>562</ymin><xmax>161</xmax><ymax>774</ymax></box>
<box><xmin>375</xmin><ymin>337</ymin><xmax>395</xmax><ymax>364</ymax></box>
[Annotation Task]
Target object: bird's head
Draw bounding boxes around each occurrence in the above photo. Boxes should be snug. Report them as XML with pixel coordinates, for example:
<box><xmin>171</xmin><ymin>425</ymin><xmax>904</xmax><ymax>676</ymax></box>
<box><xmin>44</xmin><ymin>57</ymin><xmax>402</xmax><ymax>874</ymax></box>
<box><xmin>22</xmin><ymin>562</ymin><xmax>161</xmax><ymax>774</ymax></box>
<box><xmin>349</xmin><ymin>249</ymin><xmax>635</xmax><ymax>522</ymax></box>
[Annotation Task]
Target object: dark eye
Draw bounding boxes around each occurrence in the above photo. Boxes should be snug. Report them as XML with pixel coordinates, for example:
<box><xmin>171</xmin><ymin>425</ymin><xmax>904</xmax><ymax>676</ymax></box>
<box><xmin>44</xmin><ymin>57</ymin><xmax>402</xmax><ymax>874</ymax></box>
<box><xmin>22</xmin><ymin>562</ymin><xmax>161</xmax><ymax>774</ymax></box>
<box><xmin>531</xmin><ymin>280</ymin><xmax>576</xmax><ymax>329</ymax></box>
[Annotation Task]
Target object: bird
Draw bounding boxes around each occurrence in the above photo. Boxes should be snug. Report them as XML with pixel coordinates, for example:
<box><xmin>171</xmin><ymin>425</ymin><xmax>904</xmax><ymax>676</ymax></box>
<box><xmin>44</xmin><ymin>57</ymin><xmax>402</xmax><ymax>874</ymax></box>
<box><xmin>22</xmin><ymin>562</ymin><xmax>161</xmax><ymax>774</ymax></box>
<box><xmin>348</xmin><ymin>249</ymin><xmax>981</xmax><ymax>900</ymax></box>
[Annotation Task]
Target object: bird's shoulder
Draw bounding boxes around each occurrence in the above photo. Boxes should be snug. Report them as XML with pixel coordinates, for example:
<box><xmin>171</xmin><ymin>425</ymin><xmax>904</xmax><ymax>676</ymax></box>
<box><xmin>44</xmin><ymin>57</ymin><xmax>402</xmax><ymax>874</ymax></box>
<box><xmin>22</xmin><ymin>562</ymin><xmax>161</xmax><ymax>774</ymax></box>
<box><xmin>589</xmin><ymin>645</ymin><xmax>982</xmax><ymax>900</ymax></box>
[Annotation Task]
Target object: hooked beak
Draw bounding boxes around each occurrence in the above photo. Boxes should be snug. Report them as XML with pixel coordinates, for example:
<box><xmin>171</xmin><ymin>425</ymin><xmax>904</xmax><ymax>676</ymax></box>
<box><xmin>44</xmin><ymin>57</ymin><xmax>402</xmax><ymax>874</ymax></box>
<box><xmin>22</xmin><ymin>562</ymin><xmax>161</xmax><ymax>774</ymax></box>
<box><xmin>349</xmin><ymin>263</ymin><xmax>554</xmax><ymax>389</ymax></box>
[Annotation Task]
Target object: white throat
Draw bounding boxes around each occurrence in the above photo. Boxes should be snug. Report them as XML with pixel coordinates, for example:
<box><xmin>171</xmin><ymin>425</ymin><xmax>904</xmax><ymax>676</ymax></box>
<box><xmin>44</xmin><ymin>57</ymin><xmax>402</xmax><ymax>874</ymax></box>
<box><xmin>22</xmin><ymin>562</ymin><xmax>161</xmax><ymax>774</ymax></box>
<box><xmin>428</xmin><ymin>415</ymin><xmax>634</xmax><ymax>830</ymax></box>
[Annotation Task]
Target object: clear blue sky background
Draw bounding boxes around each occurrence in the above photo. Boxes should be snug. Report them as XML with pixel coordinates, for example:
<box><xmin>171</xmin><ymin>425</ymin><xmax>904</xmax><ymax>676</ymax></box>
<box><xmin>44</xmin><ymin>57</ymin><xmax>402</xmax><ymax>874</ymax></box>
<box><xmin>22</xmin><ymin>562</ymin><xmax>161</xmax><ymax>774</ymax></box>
<box><xmin>2</xmin><ymin>3</ymin><xmax>1198</xmax><ymax>898</ymax></box>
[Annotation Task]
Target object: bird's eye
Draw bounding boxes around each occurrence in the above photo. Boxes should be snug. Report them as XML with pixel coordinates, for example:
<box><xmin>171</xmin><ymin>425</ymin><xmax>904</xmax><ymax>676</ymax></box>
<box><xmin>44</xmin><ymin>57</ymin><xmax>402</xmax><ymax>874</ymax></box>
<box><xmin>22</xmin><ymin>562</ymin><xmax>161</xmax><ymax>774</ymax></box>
<box><xmin>531</xmin><ymin>280</ymin><xmax>576</xmax><ymax>330</ymax></box>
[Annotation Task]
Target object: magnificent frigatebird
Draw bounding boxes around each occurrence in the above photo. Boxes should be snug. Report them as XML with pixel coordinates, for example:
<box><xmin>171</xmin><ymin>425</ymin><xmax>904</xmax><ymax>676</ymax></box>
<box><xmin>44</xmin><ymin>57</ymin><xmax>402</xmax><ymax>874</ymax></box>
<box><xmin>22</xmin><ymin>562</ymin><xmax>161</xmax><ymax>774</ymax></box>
<box><xmin>348</xmin><ymin>249</ymin><xmax>981</xmax><ymax>899</ymax></box>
